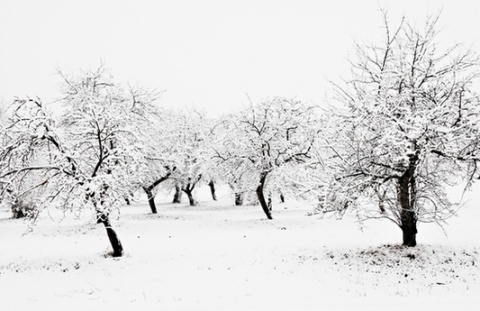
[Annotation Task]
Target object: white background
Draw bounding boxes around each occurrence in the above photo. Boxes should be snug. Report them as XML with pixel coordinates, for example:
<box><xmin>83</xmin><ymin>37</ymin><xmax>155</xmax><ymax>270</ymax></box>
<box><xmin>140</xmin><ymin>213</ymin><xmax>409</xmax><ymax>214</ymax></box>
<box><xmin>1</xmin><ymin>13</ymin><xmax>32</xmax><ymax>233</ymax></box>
<box><xmin>1</xmin><ymin>0</ymin><xmax>478</xmax><ymax>115</ymax></box>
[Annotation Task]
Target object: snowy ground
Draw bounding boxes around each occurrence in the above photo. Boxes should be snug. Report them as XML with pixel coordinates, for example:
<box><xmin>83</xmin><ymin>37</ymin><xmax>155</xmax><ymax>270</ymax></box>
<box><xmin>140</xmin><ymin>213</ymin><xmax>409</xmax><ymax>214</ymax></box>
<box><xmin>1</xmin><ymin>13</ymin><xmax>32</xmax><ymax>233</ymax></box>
<box><xmin>1</xmin><ymin>185</ymin><xmax>479</xmax><ymax>310</ymax></box>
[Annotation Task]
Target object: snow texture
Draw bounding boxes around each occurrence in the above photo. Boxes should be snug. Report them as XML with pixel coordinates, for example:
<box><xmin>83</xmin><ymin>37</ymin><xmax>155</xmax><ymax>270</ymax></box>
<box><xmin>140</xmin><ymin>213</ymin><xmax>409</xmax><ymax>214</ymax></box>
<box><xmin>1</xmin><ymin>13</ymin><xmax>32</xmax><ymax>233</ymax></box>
<box><xmin>1</xmin><ymin>184</ymin><xmax>479</xmax><ymax>310</ymax></box>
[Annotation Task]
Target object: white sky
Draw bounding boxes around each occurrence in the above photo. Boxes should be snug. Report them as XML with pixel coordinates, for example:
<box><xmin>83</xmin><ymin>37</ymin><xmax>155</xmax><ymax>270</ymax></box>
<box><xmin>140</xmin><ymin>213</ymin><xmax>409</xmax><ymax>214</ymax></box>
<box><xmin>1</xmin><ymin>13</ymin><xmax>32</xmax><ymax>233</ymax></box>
<box><xmin>1</xmin><ymin>0</ymin><xmax>479</xmax><ymax>116</ymax></box>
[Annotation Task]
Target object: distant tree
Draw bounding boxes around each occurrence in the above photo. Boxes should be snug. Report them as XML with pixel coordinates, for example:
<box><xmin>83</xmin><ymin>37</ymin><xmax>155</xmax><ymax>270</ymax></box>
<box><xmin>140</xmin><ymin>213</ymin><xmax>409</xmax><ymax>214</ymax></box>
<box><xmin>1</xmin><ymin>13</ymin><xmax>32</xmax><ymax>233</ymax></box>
<box><xmin>213</xmin><ymin>98</ymin><xmax>318</xmax><ymax>219</ymax></box>
<box><xmin>137</xmin><ymin>109</ymin><xmax>179</xmax><ymax>214</ymax></box>
<box><xmin>321</xmin><ymin>11</ymin><xmax>480</xmax><ymax>246</ymax></box>
<box><xmin>227</xmin><ymin>171</ymin><xmax>251</xmax><ymax>206</ymax></box>
<box><xmin>210</xmin><ymin>150</ymin><xmax>255</xmax><ymax>206</ymax></box>
<box><xmin>208</xmin><ymin>180</ymin><xmax>217</xmax><ymax>201</ymax></box>
<box><xmin>168</xmin><ymin>109</ymin><xmax>212</xmax><ymax>206</ymax></box>
<box><xmin>0</xmin><ymin>66</ymin><xmax>161</xmax><ymax>256</ymax></box>
<box><xmin>172</xmin><ymin>182</ymin><xmax>183</xmax><ymax>203</ymax></box>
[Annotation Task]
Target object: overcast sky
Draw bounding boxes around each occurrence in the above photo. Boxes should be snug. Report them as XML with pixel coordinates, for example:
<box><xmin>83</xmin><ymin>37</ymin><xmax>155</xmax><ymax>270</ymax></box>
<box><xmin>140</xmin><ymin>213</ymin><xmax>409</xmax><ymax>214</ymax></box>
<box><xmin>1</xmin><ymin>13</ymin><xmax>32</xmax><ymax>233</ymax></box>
<box><xmin>1</xmin><ymin>0</ymin><xmax>478</xmax><ymax>116</ymax></box>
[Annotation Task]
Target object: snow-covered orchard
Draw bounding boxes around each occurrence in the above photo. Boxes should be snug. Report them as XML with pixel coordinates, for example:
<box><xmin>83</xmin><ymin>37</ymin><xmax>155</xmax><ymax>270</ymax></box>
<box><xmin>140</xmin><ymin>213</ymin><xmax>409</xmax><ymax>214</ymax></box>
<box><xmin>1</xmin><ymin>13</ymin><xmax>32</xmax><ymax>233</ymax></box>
<box><xmin>1</xmin><ymin>10</ymin><xmax>480</xmax><ymax>310</ymax></box>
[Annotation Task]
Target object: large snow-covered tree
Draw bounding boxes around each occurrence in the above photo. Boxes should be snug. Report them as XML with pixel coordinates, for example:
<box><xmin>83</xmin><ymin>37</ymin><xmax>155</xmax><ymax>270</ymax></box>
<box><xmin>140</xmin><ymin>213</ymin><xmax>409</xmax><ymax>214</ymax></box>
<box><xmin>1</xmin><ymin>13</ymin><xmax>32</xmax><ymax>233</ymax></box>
<box><xmin>0</xmin><ymin>66</ymin><xmax>161</xmax><ymax>256</ymax></box>
<box><xmin>321</xmin><ymin>11</ymin><xmax>480</xmax><ymax>246</ymax></box>
<box><xmin>213</xmin><ymin>97</ymin><xmax>319</xmax><ymax>219</ymax></box>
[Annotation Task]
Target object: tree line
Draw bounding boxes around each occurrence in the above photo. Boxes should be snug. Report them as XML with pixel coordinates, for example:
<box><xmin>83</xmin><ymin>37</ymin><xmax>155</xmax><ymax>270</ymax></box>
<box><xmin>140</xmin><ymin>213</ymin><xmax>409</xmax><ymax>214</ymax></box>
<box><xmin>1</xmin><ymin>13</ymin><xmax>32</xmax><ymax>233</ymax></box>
<box><xmin>1</xmin><ymin>11</ymin><xmax>480</xmax><ymax>256</ymax></box>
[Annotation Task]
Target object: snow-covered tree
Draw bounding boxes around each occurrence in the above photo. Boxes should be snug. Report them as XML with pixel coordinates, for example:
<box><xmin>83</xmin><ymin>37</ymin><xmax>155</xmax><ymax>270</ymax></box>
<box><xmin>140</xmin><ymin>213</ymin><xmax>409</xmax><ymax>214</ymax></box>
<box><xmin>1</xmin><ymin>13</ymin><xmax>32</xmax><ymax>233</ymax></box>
<box><xmin>167</xmin><ymin>109</ymin><xmax>212</xmax><ymax>206</ymax></box>
<box><xmin>0</xmin><ymin>66</ymin><xmax>162</xmax><ymax>256</ymax></box>
<box><xmin>136</xmin><ymin>108</ymin><xmax>179</xmax><ymax>214</ymax></box>
<box><xmin>321</xmin><ymin>11</ymin><xmax>480</xmax><ymax>246</ymax></box>
<box><xmin>213</xmin><ymin>97</ymin><xmax>319</xmax><ymax>219</ymax></box>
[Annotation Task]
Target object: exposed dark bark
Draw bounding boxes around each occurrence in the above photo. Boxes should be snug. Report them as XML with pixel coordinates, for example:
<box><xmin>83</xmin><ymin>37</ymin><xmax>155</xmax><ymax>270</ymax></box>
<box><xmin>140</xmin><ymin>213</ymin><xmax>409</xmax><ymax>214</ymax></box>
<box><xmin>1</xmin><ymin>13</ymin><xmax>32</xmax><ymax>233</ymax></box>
<box><xmin>173</xmin><ymin>184</ymin><xmax>182</xmax><ymax>203</ymax></box>
<box><xmin>143</xmin><ymin>172</ymin><xmax>172</xmax><ymax>213</ymax></box>
<box><xmin>96</xmin><ymin>209</ymin><xmax>104</xmax><ymax>224</ymax></box>
<box><xmin>182</xmin><ymin>183</ymin><xmax>198</xmax><ymax>206</ymax></box>
<box><xmin>208</xmin><ymin>180</ymin><xmax>217</xmax><ymax>201</ymax></box>
<box><xmin>181</xmin><ymin>175</ymin><xmax>201</xmax><ymax>206</ymax></box>
<box><xmin>98</xmin><ymin>213</ymin><xmax>124</xmax><ymax>257</ymax></box>
<box><xmin>185</xmin><ymin>190</ymin><xmax>197</xmax><ymax>206</ymax></box>
<box><xmin>11</xmin><ymin>206</ymin><xmax>26</xmax><ymax>218</ymax></box>
<box><xmin>10</xmin><ymin>196</ymin><xmax>30</xmax><ymax>218</ymax></box>
<box><xmin>256</xmin><ymin>172</ymin><xmax>273</xmax><ymax>219</ymax></box>
<box><xmin>234</xmin><ymin>192</ymin><xmax>244</xmax><ymax>206</ymax></box>
<box><xmin>398</xmin><ymin>152</ymin><xmax>419</xmax><ymax>247</ymax></box>
<box><xmin>143</xmin><ymin>187</ymin><xmax>157</xmax><ymax>214</ymax></box>
<box><xmin>280</xmin><ymin>192</ymin><xmax>285</xmax><ymax>203</ymax></box>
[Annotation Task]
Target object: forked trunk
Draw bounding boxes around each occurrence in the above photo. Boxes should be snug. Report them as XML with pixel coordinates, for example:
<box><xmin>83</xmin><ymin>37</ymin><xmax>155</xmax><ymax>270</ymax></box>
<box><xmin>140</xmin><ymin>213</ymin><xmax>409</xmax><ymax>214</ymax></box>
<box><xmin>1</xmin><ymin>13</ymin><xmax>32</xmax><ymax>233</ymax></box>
<box><xmin>173</xmin><ymin>184</ymin><xmax>183</xmax><ymax>203</ymax></box>
<box><xmin>144</xmin><ymin>187</ymin><xmax>157</xmax><ymax>214</ymax></box>
<box><xmin>208</xmin><ymin>181</ymin><xmax>217</xmax><ymax>201</ymax></box>
<box><xmin>144</xmin><ymin>173</ymin><xmax>172</xmax><ymax>213</ymax></box>
<box><xmin>96</xmin><ymin>209</ymin><xmax>104</xmax><ymax>224</ymax></box>
<box><xmin>256</xmin><ymin>172</ymin><xmax>273</xmax><ymax>220</ymax></box>
<box><xmin>98</xmin><ymin>213</ymin><xmax>124</xmax><ymax>257</ymax></box>
<box><xmin>182</xmin><ymin>181</ymin><xmax>199</xmax><ymax>206</ymax></box>
<box><xmin>234</xmin><ymin>192</ymin><xmax>244</xmax><ymax>206</ymax></box>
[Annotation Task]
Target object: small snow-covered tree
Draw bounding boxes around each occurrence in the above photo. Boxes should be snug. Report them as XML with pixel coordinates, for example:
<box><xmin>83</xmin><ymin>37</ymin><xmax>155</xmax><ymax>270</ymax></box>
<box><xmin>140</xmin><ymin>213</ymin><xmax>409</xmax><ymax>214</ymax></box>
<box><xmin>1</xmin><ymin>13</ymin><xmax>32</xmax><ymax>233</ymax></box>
<box><xmin>136</xmin><ymin>107</ymin><xmax>179</xmax><ymax>214</ymax></box>
<box><xmin>167</xmin><ymin>109</ymin><xmax>212</xmax><ymax>206</ymax></box>
<box><xmin>322</xmin><ymin>11</ymin><xmax>480</xmax><ymax>246</ymax></box>
<box><xmin>0</xmin><ymin>66</ymin><xmax>161</xmax><ymax>256</ymax></box>
<box><xmin>213</xmin><ymin>97</ymin><xmax>318</xmax><ymax>219</ymax></box>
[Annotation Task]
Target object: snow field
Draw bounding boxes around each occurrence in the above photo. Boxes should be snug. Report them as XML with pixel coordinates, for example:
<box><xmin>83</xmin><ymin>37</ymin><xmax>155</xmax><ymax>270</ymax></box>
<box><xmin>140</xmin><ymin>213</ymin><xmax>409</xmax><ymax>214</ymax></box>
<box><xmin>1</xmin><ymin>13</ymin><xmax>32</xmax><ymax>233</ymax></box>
<box><xmin>1</xmin><ymin>185</ymin><xmax>479</xmax><ymax>310</ymax></box>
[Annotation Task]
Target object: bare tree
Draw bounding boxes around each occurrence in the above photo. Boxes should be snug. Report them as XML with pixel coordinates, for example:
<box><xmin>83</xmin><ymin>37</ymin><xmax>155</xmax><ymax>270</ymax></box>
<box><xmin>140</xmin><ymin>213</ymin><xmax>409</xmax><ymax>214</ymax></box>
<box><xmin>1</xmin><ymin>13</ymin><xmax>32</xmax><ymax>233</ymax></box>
<box><xmin>167</xmin><ymin>109</ymin><xmax>211</xmax><ymax>206</ymax></box>
<box><xmin>321</xmin><ymin>10</ymin><xmax>480</xmax><ymax>246</ymax></box>
<box><xmin>0</xmin><ymin>66</ymin><xmax>161</xmax><ymax>256</ymax></box>
<box><xmin>213</xmin><ymin>98</ymin><xmax>318</xmax><ymax>219</ymax></box>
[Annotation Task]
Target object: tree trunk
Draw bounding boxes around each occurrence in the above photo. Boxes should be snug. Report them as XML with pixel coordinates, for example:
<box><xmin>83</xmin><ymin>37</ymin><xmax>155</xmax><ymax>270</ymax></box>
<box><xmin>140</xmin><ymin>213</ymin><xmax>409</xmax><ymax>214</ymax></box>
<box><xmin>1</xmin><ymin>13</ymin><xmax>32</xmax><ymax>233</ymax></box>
<box><xmin>182</xmin><ymin>179</ymin><xmax>200</xmax><ymax>206</ymax></box>
<box><xmin>256</xmin><ymin>172</ymin><xmax>273</xmax><ymax>219</ymax></box>
<box><xmin>184</xmin><ymin>190</ymin><xmax>197</xmax><ymax>206</ymax></box>
<box><xmin>398</xmin><ymin>152</ymin><xmax>419</xmax><ymax>247</ymax></box>
<box><xmin>208</xmin><ymin>180</ymin><xmax>217</xmax><ymax>201</ymax></box>
<box><xmin>234</xmin><ymin>192</ymin><xmax>244</xmax><ymax>206</ymax></box>
<box><xmin>143</xmin><ymin>187</ymin><xmax>157</xmax><ymax>214</ymax></box>
<box><xmin>398</xmin><ymin>179</ymin><xmax>417</xmax><ymax>246</ymax></box>
<box><xmin>401</xmin><ymin>209</ymin><xmax>417</xmax><ymax>247</ymax></box>
<box><xmin>144</xmin><ymin>172</ymin><xmax>172</xmax><ymax>212</ymax></box>
<box><xmin>173</xmin><ymin>184</ymin><xmax>182</xmax><ymax>203</ymax></box>
<box><xmin>280</xmin><ymin>192</ymin><xmax>285</xmax><ymax>203</ymax></box>
<box><xmin>98</xmin><ymin>213</ymin><xmax>124</xmax><ymax>257</ymax></box>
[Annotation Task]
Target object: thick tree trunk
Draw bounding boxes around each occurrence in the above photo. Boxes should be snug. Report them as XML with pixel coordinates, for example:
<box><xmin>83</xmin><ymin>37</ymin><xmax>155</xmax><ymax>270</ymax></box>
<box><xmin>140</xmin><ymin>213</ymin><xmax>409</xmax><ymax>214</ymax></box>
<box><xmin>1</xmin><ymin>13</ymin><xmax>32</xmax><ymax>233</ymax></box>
<box><xmin>401</xmin><ymin>209</ymin><xmax>417</xmax><ymax>247</ymax></box>
<box><xmin>208</xmin><ymin>181</ymin><xmax>217</xmax><ymax>201</ymax></box>
<box><xmin>398</xmin><ymin>152</ymin><xmax>419</xmax><ymax>247</ymax></box>
<box><xmin>173</xmin><ymin>184</ymin><xmax>183</xmax><ymax>203</ymax></box>
<box><xmin>143</xmin><ymin>187</ymin><xmax>157</xmax><ymax>214</ymax></box>
<box><xmin>234</xmin><ymin>192</ymin><xmax>244</xmax><ymax>206</ymax></box>
<box><xmin>398</xmin><ymin>179</ymin><xmax>417</xmax><ymax>246</ymax></box>
<box><xmin>256</xmin><ymin>172</ymin><xmax>273</xmax><ymax>220</ymax></box>
<box><xmin>99</xmin><ymin>213</ymin><xmax>124</xmax><ymax>257</ymax></box>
